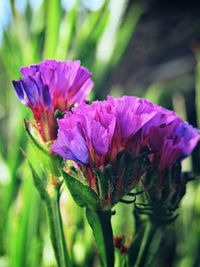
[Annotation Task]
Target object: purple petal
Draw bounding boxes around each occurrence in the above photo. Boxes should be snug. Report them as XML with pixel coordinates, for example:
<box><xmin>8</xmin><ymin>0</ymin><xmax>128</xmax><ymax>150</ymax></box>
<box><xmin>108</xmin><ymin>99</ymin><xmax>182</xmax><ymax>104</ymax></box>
<box><xmin>12</xmin><ymin>80</ymin><xmax>27</xmax><ymax>105</ymax></box>
<box><xmin>68</xmin><ymin>79</ymin><xmax>94</xmax><ymax>106</ymax></box>
<box><xmin>21</xmin><ymin>78</ymin><xmax>39</xmax><ymax>106</ymax></box>
<box><xmin>90</xmin><ymin>120</ymin><xmax>110</xmax><ymax>155</ymax></box>
<box><xmin>159</xmin><ymin>139</ymin><xmax>184</xmax><ymax>171</ymax></box>
<box><xmin>51</xmin><ymin>127</ymin><xmax>89</xmax><ymax>164</ymax></box>
<box><xmin>17</xmin><ymin>60</ymin><xmax>93</xmax><ymax>112</ymax></box>
<box><xmin>175</xmin><ymin>122</ymin><xmax>200</xmax><ymax>157</ymax></box>
<box><xmin>42</xmin><ymin>85</ymin><xmax>52</xmax><ymax>108</ymax></box>
<box><xmin>67</xmin><ymin>66</ymin><xmax>93</xmax><ymax>105</ymax></box>
<box><xmin>107</xmin><ymin>96</ymin><xmax>156</xmax><ymax>139</ymax></box>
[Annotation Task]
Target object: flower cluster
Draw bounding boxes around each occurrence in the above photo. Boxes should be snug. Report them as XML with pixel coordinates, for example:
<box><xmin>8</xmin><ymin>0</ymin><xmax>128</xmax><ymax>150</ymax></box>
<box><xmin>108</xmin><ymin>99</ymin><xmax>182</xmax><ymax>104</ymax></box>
<box><xmin>12</xmin><ymin>60</ymin><xmax>200</xmax><ymax>210</ymax></box>
<box><xmin>52</xmin><ymin>96</ymin><xmax>156</xmax><ymax>165</ymax></box>
<box><xmin>13</xmin><ymin>60</ymin><xmax>93</xmax><ymax>141</ymax></box>
<box><xmin>148</xmin><ymin>118</ymin><xmax>199</xmax><ymax>172</ymax></box>
<box><xmin>51</xmin><ymin>95</ymin><xmax>200</xmax><ymax>207</ymax></box>
<box><xmin>12</xmin><ymin>60</ymin><xmax>200</xmax><ymax>267</ymax></box>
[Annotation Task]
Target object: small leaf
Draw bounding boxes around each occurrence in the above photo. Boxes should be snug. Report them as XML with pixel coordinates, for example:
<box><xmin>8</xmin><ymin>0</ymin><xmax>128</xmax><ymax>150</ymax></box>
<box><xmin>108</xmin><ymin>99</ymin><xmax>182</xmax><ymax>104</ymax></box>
<box><xmin>62</xmin><ymin>170</ymin><xmax>99</xmax><ymax>210</ymax></box>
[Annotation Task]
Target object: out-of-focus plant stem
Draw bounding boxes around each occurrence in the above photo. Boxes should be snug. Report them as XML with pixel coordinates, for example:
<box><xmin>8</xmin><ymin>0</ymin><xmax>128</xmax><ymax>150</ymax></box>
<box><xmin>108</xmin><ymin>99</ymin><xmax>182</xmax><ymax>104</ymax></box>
<box><xmin>128</xmin><ymin>221</ymin><xmax>146</xmax><ymax>266</ymax></box>
<box><xmin>30</xmin><ymin>166</ymin><xmax>70</xmax><ymax>267</ymax></box>
<box><xmin>134</xmin><ymin>222</ymin><xmax>165</xmax><ymax>267</ymax></box>
<box><xmin>46</xmin><ymin>187</ymin><xmax>71</xmax><ymax>267</ymax></box>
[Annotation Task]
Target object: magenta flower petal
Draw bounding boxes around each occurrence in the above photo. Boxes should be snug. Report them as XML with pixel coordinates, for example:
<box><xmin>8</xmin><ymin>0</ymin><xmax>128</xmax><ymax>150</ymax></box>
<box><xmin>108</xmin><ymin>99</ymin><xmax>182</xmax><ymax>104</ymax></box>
<box><xmin>19</xmin><ymin>59</ymin><xmax>93</xmax><ymax>111</ymax></box>
<box><xmin>159</xmin><ymin>139</ymin><xmax>184</xmax><ymax>170</ymax></box>
<box><xmin>148</xmin><ymin>118</ymin><xmax>200</xmax><ymax>171</ymax></box>
<box><xmin>52</xmin><ymin>96</ymin><xmax>164</xmax><ymax>171</ymax></box>
<box><xmin>51</xmin><ymin>122</ymin><xmax>89</xmax><ymax>164</ymax></box>
<box><xmin>107</xmin><ymin>96</ymin><xmax>157</xmax><ymax>139</ymax></box>
<box><xmin>12</xmin><ymin>80</ymin><xmax>28</xmax><ymax>106</ymax></box>
<box><xmin>52</xmin><ymin>95</ymin><xmax>200</xmax><ymax>172</ymax></box>
<box><xmin>67</xmin><ymin>66</ymin><xmax>94</xmax><ymax>106</ymax></box>
<box><xmin>90</xmin><ymin>120</ymin><xmax>110</xmax><ymax>155</ymax></box>
<box><xmin>13</xmin><ymin>59</ymin><xmax>93</xmax><ymax>141</ymax></box>
<box><xmin>175</xmin><ymin>122</ymin><xmax>200</xmax><ymax>157</ymax></box>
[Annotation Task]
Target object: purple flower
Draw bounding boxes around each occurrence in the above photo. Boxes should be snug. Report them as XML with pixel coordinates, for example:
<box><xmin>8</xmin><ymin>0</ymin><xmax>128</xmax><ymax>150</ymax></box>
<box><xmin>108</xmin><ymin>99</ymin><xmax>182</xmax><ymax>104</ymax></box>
<box><xmin>107</xmin><ymin>96</ymin><xmax>157</xmax><ymax>139</ymax></box>
<box><xmin>12</xmin><ymin>60</ymin><xmax>93</xmax><ymax>141</ymax></box>
<box><xmin>148</xmin><ymin>118</ymin><xmax>200</xmax><ymax>172</ymax></box>
<box><xmin>52</xmin><ymin>95</ymin><xmax>200</xmax><ymax>207</ymax></box>
<box><xmin>51</xmin><ymin>96</ymin><xmax>164</xmax><ymax>199</ymax></box>
<box><xmin>52</xmin><ymin>96</ymin><xmax>161</xmax><ymax>167</ymax></box>
<box><xmin>53</xmin><ymin>112</ymin><xmax>89</xmax><ymax>164</ymax></box>
<box><xmin>52</xmin><ymin>100</ymin><xmax>116</xmax><ymax>168</ymax></box>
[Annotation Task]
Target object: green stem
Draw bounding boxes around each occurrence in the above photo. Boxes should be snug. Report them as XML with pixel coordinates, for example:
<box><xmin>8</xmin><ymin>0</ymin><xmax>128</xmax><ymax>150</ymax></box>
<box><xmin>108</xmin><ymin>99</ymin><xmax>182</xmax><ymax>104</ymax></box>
<box><xmin>86</xmin><ymin>209</ymin><xmax>114</xmax><ymax>267</ymax></box>
<box><xmin>115</xmin><ymin>249</ymin><xmax>127</xmax><ymax>267</ymax></box>
<box><xmin>29</xmin><ymin>164</ymin><xmax>70</xmax><ymax>266</ymax></box>
<box><xmin>46</xmin><ymin>188</ymin><xmax>71</xmax><ymax>267</ymax></box>
<box><xmin>134</xmin><ymin>222</ymin><xmax>164</xmax><ymax>267</ymax></box>
<box><xmin>128</xmin><ymin>223</ymin><xmax>146</xmax><ymax>266</ymax></box>
<box><xmin>98</xmin><ymin>210</ymin><xmax>114</xmax><ymax>267</ymax></box>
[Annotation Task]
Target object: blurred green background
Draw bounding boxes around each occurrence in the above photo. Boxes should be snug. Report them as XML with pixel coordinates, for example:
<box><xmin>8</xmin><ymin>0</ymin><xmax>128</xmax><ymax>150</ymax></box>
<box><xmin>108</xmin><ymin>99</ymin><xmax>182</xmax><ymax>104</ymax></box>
<box><xmin>0</xmin><ymin>0</ymin><xmax>200</xmax><ymax>266</ymax></box>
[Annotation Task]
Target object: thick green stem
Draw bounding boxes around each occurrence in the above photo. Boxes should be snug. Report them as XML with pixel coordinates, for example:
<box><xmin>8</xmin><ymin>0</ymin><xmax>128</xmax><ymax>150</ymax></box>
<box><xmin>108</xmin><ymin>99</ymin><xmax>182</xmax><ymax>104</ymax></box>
<box><xmin>46</xmin><ymin>188</ymin><xmax>71</xmax><ymax>267</ymax></box>
<box><xmin>98</xmin><ymin>210</ymin><xmax>114</xmax><ymax>267</ymax></box>
<box><xmin>86</xmin><ymin>209</ymin><xmax>114</xmax><ymax>267</ymax></box>
<box><xmin>134</xmin><ymin>222</ymin><xmax>164</xmax><ymax>267</ymax></box>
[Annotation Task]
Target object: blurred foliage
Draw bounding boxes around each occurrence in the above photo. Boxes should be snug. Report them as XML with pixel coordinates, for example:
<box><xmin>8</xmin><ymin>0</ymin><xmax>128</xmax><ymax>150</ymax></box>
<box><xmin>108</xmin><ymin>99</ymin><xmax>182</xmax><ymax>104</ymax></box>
<box><xmin>0</xmin><ymin>0</ymin><xmax>200</xmax><ymax>266</ymax></box>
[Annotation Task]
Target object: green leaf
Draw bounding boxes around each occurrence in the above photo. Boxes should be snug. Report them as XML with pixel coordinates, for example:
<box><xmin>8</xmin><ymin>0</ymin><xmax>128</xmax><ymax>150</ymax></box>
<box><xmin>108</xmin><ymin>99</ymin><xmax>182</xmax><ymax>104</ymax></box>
<box><xmin>56</xmin><ymin>0</ymin><xmax>79</xmax><ymax>59</ymax></box>
<box><xmin>86</xmin><ymin>209</ymin><xmax>114</xmax><ymax>267</ymax></box>
<box><xmin>111</xmin><ymin>3</ymin><xmax>144</xmax><ymax>68</ymax></box>
<box><xmin>62</xmin><ymin>170</ymin><xmax>99</xmax><ymax>210</ymax></box>
<box><xmin>43</xmin><ymin>0</ymin><xmax>62</xmax><ymax>58</ymax></box>
<box><xmin>75</xmin><ymin>1</ymin><xmax>109</xmax><ymax>62</ymax></box>
<box><xmin>7</xmin><ymin>174</ymin><xmax>43</xmax><ymax>267</ymax></box>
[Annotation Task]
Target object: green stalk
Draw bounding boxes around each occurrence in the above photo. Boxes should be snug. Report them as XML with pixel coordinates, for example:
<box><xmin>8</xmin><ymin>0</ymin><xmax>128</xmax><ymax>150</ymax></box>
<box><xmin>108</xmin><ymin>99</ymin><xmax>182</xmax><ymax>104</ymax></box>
<box><xmin>128</xmin><ymin>223</ymin><xmax>146</xmax><ymax>266</ymax></box>
<box><xmin>30</xmin><ymin>166</ymin><xmax>70</xmax><ymax>267</ymax></box>
<box><xmin>46</xmin><ymin>188</ymin><xmax>71</xmax><ymax>267</ymax></box>
<box><xmin>86</xmin><ymin>209</ymin><xmax>114</xmax><ymax>267</ymax></box>
<box><xmin>134</xmin><ymin>222</ymin><xmax>164</xmax><ymax>267</ymax></box>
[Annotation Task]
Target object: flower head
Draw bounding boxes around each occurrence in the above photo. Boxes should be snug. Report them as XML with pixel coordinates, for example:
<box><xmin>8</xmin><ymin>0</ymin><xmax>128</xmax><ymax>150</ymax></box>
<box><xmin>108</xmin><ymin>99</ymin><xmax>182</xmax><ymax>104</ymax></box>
<box><xmin>12</xmin><ymin>60</ymin><xmax>93</xmax><ymax>141</ymax></box>
<box><xmin>52</xmin><ymin>96</ymin><xmax>160</xmax><ymax>165</ymax></box>
<box><xmin>52</xmin><ymin>95</ymin><xmax>200</xmax><ymax>209</ymax></box>
<box><xmin>148</xmin><ymin>118</ymin><xmax>200</xmax><ymax>172</ymax></box>
<box><xmin>52</xmin><ymin>96</ymin><xmax>169</xmax><ymax>207</ymax></box>
<box><xmin>141</xmin><ymin>117</ymin><xmax>200</xmax><ymax>222</ymax></box>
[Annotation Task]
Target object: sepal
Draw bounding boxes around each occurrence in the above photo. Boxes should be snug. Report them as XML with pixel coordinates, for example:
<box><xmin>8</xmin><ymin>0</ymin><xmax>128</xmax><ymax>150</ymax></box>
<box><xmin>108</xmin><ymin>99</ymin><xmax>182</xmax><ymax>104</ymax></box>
<box><xmin>138</xmin><ymin>161</ymin><xmax>192</xmax><ymax>224</ymax></box>
<box><xmin>24</xmin><ymin>119</ymin><xmax>50</xmax><ymax>156</ymax></box>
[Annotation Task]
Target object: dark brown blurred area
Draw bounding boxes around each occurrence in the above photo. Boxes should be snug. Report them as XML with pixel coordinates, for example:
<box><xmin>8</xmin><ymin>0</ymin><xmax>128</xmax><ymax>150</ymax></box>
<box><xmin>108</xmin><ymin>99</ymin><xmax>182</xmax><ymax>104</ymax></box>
<box><xmin>106</xmin><ymin>0</ymin><xmax>200</xmax><ymax>96</ymax></box>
